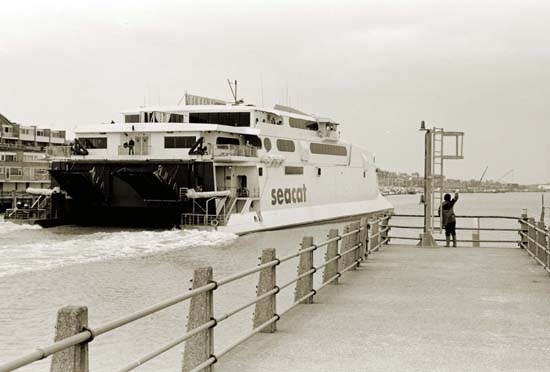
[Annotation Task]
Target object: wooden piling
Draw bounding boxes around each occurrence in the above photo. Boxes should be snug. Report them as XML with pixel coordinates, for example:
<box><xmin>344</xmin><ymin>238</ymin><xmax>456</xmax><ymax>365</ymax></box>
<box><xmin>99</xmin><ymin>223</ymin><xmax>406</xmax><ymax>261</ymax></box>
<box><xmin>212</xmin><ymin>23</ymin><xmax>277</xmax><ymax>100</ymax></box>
<box><xmin>294</xmin><ymin>236</ymin><xmax>314</xmax><ymax>304</ymax></box>
<box><xmin>323</xmin><ymin>229</ymin><xmax>339</xmax><ymax>285</ymax></box>
<box><xmin>254</xmin><ymin>249</ymin><xmax>277</xmax><ymax>333</ymax></box>
<box><xmin>183</xmin><ymin>267</ymin><xmax>214</xmax><ymax>372</ymax></box>
<box><xmin>50</xmin><ymin>306</ymin><xmax>89</xmax><ymax>372</ymax></box>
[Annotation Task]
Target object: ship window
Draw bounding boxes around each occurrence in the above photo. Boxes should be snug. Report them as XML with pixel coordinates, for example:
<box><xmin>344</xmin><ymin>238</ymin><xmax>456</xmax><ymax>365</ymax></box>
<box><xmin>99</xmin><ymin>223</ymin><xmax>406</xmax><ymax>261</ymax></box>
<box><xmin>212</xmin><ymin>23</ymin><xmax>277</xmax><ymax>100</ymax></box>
<box><xmin>317</xmin><ymin>167</ymin><xmax>322</xmax><ymax>176</ymax></box>
<box><xmin>79</xmin><ymin>137</ymin><xmax>107</xmax><ymax>149</ymax></box>
<box><xmin>168</xmin><ymin>114</ymin><xmax>184</xmax><ymax>123</ymax></box>
<box><xmin>285</xmin><ymin>166</ymin><xmax>303</xmax><ymax>175</ymax></box>
<box><xmin>276</xmin><ymin>139</ymin><xmax>295</xmax><ymax>152</ymax></box>
<box><xmin>125</xmin><ymin>115</ymin><xmax>140</xmax><ymax>123</ymax></box>
<box><xmin>189</xmin><ymin>112</ymin><xmax>250</xmax><ymax>127</ymax></box>
<box><xmin>164</xmin><ymin>136</ymin><xmax>196</xmax><ymax>148</ymax></box>
<box><xmin>258</xmin><ymin>167</ymin><xmax>263</xmax><ymax>176</ymax></box>
<box><xmin>216</xmin><ymin>137</ymin><xmax>240</xmax><ymax>145</ymax></box>
<box><xmin>289</xmin><ymin>118</ymin><xmax>318</xmax><ymax>130</ymax></box>
<box><xmin>264</xmin><ymin>138</ymin><xmax>272</xmax><ymax>151</ymax></box>
<box><xmin>310</xmin><ymin>143</ymin><xmax>347</xmax><ymax>156</ymax></box>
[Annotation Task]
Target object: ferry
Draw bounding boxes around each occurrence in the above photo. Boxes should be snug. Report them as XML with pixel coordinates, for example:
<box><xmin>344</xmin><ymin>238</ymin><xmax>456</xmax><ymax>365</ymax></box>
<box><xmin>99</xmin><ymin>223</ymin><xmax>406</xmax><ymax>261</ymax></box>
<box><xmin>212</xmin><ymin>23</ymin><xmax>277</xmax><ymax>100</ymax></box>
<box><xmin>44</xmin><ymin>94</ymin><xmax>392</xmax><ymax>234</ymax></box>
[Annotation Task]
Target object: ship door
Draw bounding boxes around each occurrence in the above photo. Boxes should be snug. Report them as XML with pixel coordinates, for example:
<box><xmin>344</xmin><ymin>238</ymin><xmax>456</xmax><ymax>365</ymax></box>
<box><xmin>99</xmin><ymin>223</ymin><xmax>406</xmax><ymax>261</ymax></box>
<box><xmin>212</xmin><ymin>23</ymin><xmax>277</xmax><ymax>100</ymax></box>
<box><xmin>237</xmin><ymin>175</ymin><xmax>248</xmax><ymax>197</ymax></box>
<box><xmin>215</xmin><ymin>166</ymin><xmax>233</xmax><ymax>193</ymax></box>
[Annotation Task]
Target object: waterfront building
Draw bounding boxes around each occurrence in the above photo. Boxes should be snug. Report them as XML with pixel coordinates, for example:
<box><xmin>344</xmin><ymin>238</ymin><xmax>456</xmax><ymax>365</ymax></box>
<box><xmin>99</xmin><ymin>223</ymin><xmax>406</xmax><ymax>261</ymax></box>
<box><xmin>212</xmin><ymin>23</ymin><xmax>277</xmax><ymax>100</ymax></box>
<box><xmin>0</xmin><ymin>112</ymin><xmax>67</xmax><ymax>208</ymax></box>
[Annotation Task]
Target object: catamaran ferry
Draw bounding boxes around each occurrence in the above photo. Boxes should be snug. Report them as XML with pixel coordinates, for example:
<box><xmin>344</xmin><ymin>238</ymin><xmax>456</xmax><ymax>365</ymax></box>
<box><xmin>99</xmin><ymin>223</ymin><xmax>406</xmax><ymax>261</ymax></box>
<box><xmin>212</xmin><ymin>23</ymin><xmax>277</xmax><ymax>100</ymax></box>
<box><xmin>45</xmin><ymin>94</ymin><xmax>392</xmax><ymax>234</ymax></box>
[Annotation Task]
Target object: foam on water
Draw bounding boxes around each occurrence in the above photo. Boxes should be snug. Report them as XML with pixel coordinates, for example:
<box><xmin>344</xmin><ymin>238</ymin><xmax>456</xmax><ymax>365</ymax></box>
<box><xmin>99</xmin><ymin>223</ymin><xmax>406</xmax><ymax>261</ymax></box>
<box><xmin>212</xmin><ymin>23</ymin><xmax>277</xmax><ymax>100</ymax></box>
<box><xmin>0</xmin><ymin>221</ymin><xmax>237</xmax><ymax>277</ymax></box>
<box><xmin>0</xmin><ymin>219</ymin><xmax>43</xmax><ymax>234</ymax></box>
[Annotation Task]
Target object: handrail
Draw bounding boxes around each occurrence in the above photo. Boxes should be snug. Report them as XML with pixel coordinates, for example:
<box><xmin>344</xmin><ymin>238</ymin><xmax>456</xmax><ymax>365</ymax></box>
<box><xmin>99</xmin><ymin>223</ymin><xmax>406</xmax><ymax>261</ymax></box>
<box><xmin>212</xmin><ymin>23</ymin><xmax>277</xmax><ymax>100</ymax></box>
<box><xmin>523</xmin><ymin>219</ymin><xmax>550</xmax><ymax>237</ymax></box>
<box><xmin>392</xmin><ymin>214</ymin><xmax>520</xmax><ymax>220</ymax></box>
<box><xmin>0</xmin><ymin>282</ymin><xmax>216</xmax><ymax>372</ymax></box>
<box><xmin>388</xmin><ymin>224</ymin><xmax>521</xmax><ymax>232</ymax></box>
<box><xmin>0</xmin><ymin>214</ymin><xmax>389</xmax><ymax>372</ymax></box>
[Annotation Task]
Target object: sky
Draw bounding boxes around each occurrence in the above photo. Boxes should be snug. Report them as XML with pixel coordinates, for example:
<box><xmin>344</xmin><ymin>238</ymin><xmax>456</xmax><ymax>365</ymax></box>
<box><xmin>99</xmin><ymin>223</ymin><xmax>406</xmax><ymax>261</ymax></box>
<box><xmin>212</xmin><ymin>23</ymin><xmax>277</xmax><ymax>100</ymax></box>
<box><xmin>1</xmin><ymin>0</ymin><xmax>549</xmax><ymax>184</ymax></box>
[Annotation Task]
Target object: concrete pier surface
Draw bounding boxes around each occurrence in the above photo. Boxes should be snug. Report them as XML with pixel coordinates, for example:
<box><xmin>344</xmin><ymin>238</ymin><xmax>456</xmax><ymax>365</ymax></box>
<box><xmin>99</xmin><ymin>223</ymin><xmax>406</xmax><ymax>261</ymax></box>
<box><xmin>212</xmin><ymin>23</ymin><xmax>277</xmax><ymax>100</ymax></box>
<box><xmin>219</xmin><ymin>245</ymin><xmax>550</xmax><ymax>372</ymax></box>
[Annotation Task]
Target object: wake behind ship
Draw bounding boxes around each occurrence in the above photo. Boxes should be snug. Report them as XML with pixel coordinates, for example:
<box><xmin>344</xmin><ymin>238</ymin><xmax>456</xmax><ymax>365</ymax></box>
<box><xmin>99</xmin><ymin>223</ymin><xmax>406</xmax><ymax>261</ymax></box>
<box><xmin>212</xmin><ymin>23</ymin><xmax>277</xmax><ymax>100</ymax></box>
<box><xmin>41</xmin><ymin>94</ymin><xmax>392</xmax><ymax>234</ymax></box>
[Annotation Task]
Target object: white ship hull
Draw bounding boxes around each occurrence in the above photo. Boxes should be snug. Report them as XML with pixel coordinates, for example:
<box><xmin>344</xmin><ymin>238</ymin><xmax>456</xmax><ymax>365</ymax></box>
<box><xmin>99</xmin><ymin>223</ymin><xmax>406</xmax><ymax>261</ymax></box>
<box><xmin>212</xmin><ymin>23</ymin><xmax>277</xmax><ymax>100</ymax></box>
<box><xmin>47</xmin><ymin>101</ymin><xmax>393</xmax><ymax>231</ymax></box>
<box><xmin>221</xmin><ymin>194</ymin><xmax>393</xmax><ymax>235</ymax></box>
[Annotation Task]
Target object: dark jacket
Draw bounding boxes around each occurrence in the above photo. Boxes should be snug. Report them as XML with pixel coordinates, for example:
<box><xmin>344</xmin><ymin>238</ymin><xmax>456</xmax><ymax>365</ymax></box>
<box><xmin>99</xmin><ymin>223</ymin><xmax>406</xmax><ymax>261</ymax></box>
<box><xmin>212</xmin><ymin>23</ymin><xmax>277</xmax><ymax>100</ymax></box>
<box><xmin>440</xmin><ymin>194</ymin><xmax>459</xmax><ymax>226</ymax></box>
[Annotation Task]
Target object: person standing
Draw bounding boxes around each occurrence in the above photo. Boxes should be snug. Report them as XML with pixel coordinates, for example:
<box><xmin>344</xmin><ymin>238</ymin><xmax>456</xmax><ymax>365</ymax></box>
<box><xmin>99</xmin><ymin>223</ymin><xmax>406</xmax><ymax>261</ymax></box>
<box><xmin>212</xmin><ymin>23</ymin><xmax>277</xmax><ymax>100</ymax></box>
<box><xmin>128</xmin><ymin>138</ymin><xmax>135</xmax><ymax>155</ymax></box>
<box><xmin>441</xmin><ymin>192</ymin><xmax>459</xmax><ymax>247</ymax></box>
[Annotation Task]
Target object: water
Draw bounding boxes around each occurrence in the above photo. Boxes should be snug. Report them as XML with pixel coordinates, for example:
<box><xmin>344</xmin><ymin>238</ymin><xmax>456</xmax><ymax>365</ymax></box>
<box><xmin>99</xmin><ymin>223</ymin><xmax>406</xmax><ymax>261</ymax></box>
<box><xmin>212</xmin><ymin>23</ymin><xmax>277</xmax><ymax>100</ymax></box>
<box><xmin>0</xmin><ymin>192</ymin><xmax>548</xmax><ymax>371</ymax></box>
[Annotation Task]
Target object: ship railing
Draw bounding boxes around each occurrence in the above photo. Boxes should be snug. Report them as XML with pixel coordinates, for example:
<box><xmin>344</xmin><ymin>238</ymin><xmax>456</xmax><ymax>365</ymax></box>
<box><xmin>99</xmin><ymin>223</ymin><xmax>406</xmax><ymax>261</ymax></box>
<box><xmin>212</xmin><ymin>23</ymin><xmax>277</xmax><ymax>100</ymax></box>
<box><xmin>180</xmin><ymin>213</ymin><xmax>227</xmax><ymax>227</ymax></box>
<box><xmin>45</xmin><ymin>146</ymin><xmax>72</xmax><ymax>158</ymax></box>
<box><xmin>117</xmin><ymin>145</ymin><xmax>151</xmax><ymax>156</ymax></box>
<box><xmin>4</xmin><ymin>208</ymin><xmax>48</xmax><ymax>221</ymax></box>
<box><xmin>217</xmin><ymin>186</ymin><xmax>260</xmax><ymax>199</ymax></box>
<box><xmin>0</xmin><ymin>213</ymin><xmax>392</xmax><ymax>372</ymax></box>
<box><xmin>212</xmin><ymin>144</ymin><xmax>258</xmax><ymax>158</ymax></box>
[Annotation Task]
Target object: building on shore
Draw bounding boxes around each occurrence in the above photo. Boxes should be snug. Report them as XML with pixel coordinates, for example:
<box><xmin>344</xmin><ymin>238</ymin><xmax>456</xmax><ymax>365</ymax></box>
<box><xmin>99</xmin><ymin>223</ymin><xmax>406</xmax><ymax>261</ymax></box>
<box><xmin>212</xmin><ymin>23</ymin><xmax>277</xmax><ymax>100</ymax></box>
<box><xmin>0</xmin><ymin>112</ymin><xmax>67</xmax><ymax>209</ymax></box>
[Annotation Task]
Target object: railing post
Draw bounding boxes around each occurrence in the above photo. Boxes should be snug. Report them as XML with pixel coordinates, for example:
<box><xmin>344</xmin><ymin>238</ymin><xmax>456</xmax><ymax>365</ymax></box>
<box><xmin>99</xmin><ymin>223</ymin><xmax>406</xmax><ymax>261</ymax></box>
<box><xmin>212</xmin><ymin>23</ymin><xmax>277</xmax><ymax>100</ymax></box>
<box><xmin>183</xmin><ymin>267</ymin><xmax>214</xmax><ymax>372</ymax></box>
<box><xmin>50</xmin><ymin>306</ymin><xmax>89</xmax><ymax>372</ymax></box>
<box><xmin>359</xmin><ymin>217</ymin><xmax>368</xmax><ymax>259</ymax></box>
<box><xmin>371</xmin><ymin>218</ymin><xmax>380</xmax><ymax>252</ymax></box>
<box><xmin>323</xmin><ymin>229</ymin><xmax>339</xmax><ymax>285</ymax></box>
<box><xmin>527</xmin><ymin>217</ymin><xmax>536</xmax><ymax>256</ymax></box>
<box><xmin>380</xmin><ymin>215</ymin><xmax>390</xmax><ymax>245</ymax></box>
<box><xmin>519</xmin><ymin>212</ymin><xmax>528</xmax><ymax>248</ymax></box>
<box><xmin>350</xmin><ymin>221</ymin><xmax>360</xmax><ymax>269</ymax></box>
<box><xmin>253</xmin><ymin>248</ymin><xmax>277</xmax><ymax>333</ymax></box>
<box><xmin>472</xmin><ymin>218</ymin><xmax>481</xmax><ymax>247</ymax></box>
<box><xmin>364</xmin><ymin>220</ymin><xmax>371</xmax><ymax>259</ymax></box>
<box><xmin>340</xmin><ymin>225</ymin><xmax>350</xmax><ymax>271</ymax></box>
<box><xmin>294</xmin><ymin>236</ymin><xmax>314</xmax><ymax>304</ymax></box>
<box><xmin>536</xmin><ymin>221</ymin><xmax>547</xmax><ymax>266</ymax></box>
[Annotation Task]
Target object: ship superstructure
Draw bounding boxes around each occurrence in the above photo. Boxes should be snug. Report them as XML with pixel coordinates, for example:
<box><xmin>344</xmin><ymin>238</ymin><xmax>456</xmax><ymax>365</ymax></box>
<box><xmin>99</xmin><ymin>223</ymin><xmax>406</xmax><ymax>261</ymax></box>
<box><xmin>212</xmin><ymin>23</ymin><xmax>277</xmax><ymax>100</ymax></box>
<box><xmin>47</xmin><ymin>97</ymin><xmax>392</xmax><ymax>233</ymax></box>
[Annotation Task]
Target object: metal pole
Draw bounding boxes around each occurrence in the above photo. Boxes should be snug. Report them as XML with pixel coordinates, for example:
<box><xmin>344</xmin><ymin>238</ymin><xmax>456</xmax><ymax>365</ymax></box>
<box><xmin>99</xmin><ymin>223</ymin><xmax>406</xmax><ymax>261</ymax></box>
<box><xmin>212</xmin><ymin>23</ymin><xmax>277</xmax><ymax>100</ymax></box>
<box><xmin>420</xmin><ymin>128</ymin><xmax>436</xmax><ymax>246</ymax></box>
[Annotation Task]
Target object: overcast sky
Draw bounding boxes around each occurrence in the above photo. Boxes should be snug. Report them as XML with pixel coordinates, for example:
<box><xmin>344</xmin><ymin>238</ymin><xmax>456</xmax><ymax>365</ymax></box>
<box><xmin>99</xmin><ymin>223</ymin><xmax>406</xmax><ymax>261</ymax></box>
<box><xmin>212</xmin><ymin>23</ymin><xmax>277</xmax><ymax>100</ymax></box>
<box><xmin>1</xmin><ymin>0</ymin><xmax>549</xmax><ymax>184</ymax></box>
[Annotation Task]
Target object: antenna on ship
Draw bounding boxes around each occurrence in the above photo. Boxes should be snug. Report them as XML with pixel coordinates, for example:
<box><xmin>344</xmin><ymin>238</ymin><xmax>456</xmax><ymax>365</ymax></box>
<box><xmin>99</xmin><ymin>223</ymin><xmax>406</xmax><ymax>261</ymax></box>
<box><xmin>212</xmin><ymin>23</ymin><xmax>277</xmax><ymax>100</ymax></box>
<box><xmin>227</xmin><ymin>79</ymin><xmax>242</xmax><ymax>104</ymax></box>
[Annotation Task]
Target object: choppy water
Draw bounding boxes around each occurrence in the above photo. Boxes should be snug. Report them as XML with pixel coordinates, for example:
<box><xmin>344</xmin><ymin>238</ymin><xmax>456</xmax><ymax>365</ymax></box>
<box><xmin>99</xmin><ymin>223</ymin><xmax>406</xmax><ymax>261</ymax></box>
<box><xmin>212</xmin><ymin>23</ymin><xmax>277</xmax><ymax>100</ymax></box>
<box><xmin>0</xmin><ymin>192</ymin><xmax>548</xmax><ymax>371</ymax></box>
<box><xmin>0</xmin><ymin>223</ymin><xmax>236</xmax><ymax>278</ymax></box>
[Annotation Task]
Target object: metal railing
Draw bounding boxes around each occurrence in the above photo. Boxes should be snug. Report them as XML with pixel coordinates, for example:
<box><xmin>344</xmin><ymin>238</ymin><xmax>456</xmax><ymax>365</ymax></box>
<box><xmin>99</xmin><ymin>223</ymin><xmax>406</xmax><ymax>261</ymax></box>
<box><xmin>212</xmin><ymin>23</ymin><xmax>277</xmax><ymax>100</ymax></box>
<box><xmin>212</xmin><ymin>144</ymin><xmax>258</xmax><ymax>158</ymax></box>
<box><xmin>46</xmin><ymin>146</ymin><xmax>72</xmax><ymax>158</ymax></box>
<box><xmin>0</xmin><ymin>213</ymin><xmax>391</xmax><ymax>372</ymax></box>
<box><xmin>180</xmin><ymin>213</ymin><xmax>226</xmax><ymax>227</ymax></box>
<box><xmin>117</xmin><ymin>145</ymin><xmax>151</xmax><ymax>156</ymax></box>
<box><xmin>387</xmin><ymin>214</ymin><xmax>522</xmax><ymax>246</ymax></box>
<box><xmin>4</xmin><ymin>208</ymin><xmax>48</xmax><ymax>221</ymax></box>
<box><xmin>518</xmin><ymin>214</ymin><xmax>550</xmax><ymax>273</ymax></box>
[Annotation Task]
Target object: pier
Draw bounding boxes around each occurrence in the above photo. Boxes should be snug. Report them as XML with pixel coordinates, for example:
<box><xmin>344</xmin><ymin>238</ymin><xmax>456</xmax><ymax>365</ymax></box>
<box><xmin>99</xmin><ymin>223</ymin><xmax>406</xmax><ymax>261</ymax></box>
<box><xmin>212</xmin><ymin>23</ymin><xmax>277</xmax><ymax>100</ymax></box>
<box><xmin>1</xmin><ymin>213</ymin><xmax>550</xmax><ymax>371</ymax></box>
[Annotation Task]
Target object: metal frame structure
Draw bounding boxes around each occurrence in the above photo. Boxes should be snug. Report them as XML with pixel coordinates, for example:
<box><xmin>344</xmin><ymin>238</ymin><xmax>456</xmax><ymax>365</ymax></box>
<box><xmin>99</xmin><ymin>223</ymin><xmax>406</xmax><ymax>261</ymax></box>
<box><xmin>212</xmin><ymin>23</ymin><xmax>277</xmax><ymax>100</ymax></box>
<box><xmin>420</xmin><ymin>122</ymin><xmax>464</xmax><ymax>246</ymax></box>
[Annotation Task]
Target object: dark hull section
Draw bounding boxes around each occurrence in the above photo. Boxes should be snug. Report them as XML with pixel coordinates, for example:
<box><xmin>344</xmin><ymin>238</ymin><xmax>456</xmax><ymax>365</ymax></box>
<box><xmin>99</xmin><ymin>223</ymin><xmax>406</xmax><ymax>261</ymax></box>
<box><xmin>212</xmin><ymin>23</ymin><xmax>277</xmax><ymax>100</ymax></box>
<box><xmin>49</xmin><ymin>160</ymin><xmax>215</xmax><ymax>227</ymax></box>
